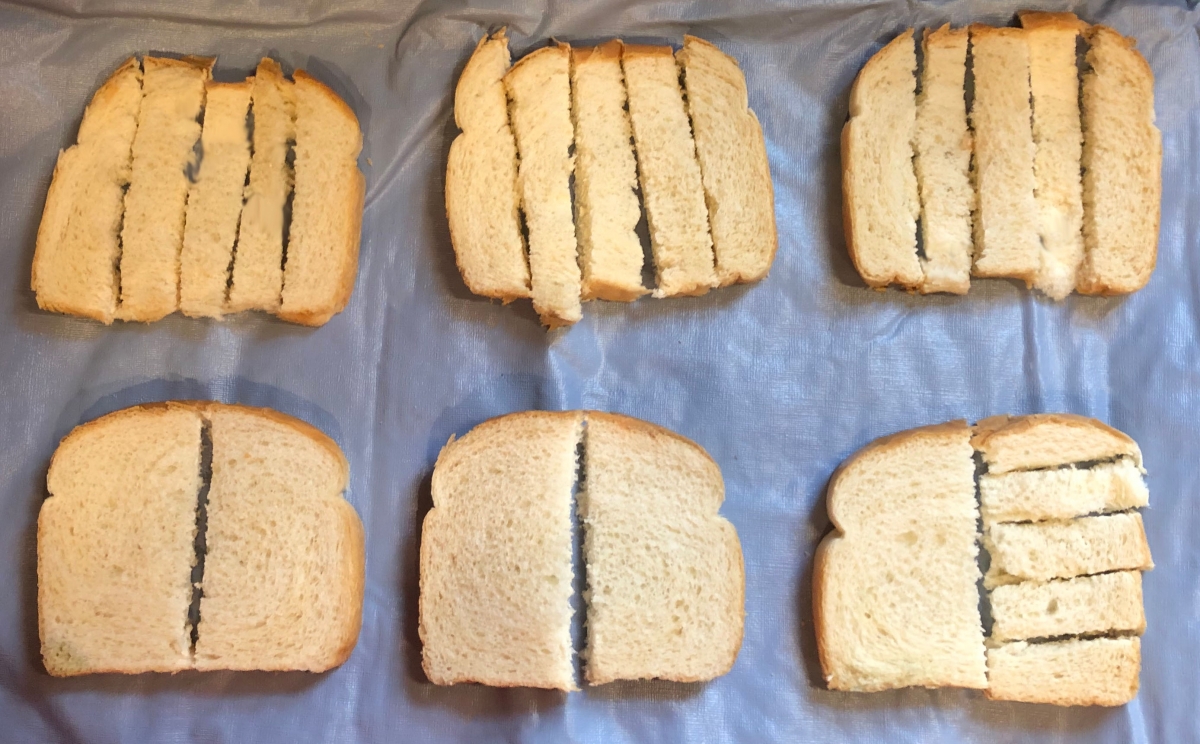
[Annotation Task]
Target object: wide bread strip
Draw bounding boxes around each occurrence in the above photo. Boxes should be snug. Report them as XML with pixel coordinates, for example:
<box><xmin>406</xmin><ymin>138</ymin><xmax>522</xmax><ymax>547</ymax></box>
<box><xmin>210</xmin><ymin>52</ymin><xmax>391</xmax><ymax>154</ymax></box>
<box><xmin>985</xmin><ymin>512</ymin><xmax>1153</xmax><ymax>586</ymax></box>
<box><xmin>990</xmin><ymin>571</ymin><xmax>1144</xmax><ymax>642</ymax></box>
<box><xmin>32</xmin><ymin>58</ymin><xmax>142</xmax><ymax>324</ymax></box>
<box><xmin>972</xmin><ymin>413</ymin><xmax>1142</xmax><ymax>474</ymax></box>
<box><xmin>986</xmin><ymin>637</ymin><xmax>1141</xmax><ymax>706</ymax></box>
<box><xmin>980</xmin><ymin>458</ymin><xmax>1148</xmax><ymax>524</ymax></box>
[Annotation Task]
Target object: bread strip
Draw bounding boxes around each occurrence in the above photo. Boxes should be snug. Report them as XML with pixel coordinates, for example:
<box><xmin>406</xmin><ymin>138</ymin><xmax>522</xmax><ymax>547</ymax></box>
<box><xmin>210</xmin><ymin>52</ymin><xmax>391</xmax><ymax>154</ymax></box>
<box><xmin>180</xmin><ymin>80</ymin><xmax>252</xmax><ymax>318</ymax></box>
<box><xmin>914</xmin><ymin>26</ymin><xmax>973</xmax><ymax>294</ymax></box>
<box><xmin>570</xmin><ymin>41</ymin><xmax>646</xmax><ymax>302</ymax></box>
<box><xmin>968</xmin><ymin>26</ymin><xmax>1040</xmax><ymax>282</ymax></box>
<box><xmin>985</xmin><ymin>512</ymin><xmax>1152</xmax><ymax>587</ymax></box>
<box><xmin>1020</xmin><ymin>12</ymin><xmax>1087</xmax><ymax>299</ymax></box>
<box><xmin>1076</xmin><ymin>26</ymin><xmax>1161</xmax><ymax>294</ymax></box>
<box><xmin>971</xmin><ymin>413</ymin><xmax>1142</xmax><ymax>474</ymax></box>
<box><xmin>623</xmin><ymin>44</ymin><xmax>717</xmax><ymax>297</ymax></box>
<box><xmin>32</xmin><ymin>58</ymin><xmax>142</xmax><ymax>324</ymax></box>
<box><xmin>228</xmin><ymin>58</ymin><xmax>294</xmax><ymax>313</ymax></box>
<box><xmin>117</xmin><ymin>56</ymin><xmax>213</xmax><ymax>321</ymax></box>
<box><xmin>980</xmin><ymin>458</ymin><xmax>1148</xmax><ymax>524</ymax></box>
<box><xmin>990</xmin><ymin>571</ymin><xmax>1144</xmax><ymax>642</ymax></box>
<box><xmin>678</xmin><ymin>36</ymin><xmax>776</xmax><ymax>286</ymax></box>
<box><xmin>986</xmin><ymin>637</ymin><xmax>1141</xmax><ymax>706</ymax></box>
<box><xmin>277</xmin><ymin>71</ymin><xmax>364</xmax><ymax>326</ymax></box>
<box><xmin>445</xmin><ymin>30</ymin><xmax>530</xmax><ymax>301</ymax></box>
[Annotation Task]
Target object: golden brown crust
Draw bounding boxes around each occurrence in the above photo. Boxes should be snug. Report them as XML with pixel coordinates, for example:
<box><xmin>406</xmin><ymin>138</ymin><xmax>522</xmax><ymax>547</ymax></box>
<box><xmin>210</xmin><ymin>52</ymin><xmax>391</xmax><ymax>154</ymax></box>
<box><xmin>1018</xmin><ymin>10</ymin><xmax>1087</xmax><ymax>33</ymax></box>
<box><xmin>508</xmin><ymin>43</ymin><xmax>571</xmax><ymax>78</ymax></box>
<box><xmin>143</xmin><ymin>54</ymin><xmax>215</xmax><ymax>78</ymax></box>
<box><xmin>621</xmin><ymin>43</ymin><xmax>674</xmax><ymax>59</ymax></box>
<box><xmin>572</xmin><ymin>38</ymin><xmax>623</xmax><ymax>66</ymax></box>
<box><xmin>968</xmin><ymin>24</ymin><xmax>1028</xmax><ymax>40</ymax></box>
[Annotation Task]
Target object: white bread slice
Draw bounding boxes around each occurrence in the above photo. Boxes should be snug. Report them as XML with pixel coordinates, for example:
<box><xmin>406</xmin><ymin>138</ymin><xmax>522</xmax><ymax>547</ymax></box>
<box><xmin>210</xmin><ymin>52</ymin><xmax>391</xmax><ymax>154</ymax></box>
<box><xmin>581</xmin><ymin>412</ymin><xmax>743</xmax><ymax>684</ymax></box>
<box><xmin>505</xmin><ymin>45</ymin><xmax>583</xmax><ymax>327</ymax></box>
<box><xmin>445</xmin><ymin>30</ymin><xmax>530</xmax><ymax>301</ymax></box>
<box><xmin>985</xmin><ymin>512</ymin><xmax>1153</xmax><ymax>587</ymax></box>
<box><xmin>179</xmin><ymin>80</ymin><xmax>252</xmax><ymax>318</ymax></box>
<box><xmin>990</xmin><ymin>571</ymin><xmax>1144</xmax><ymax>642</ymax></box>
<box><xmin>677</xmin><ymin>35</ymin><xmax>776</xmax><ymax>286</ymax></box>
<box><xmin>420</xmin><ymin>411</ymin><xmax>581</xmax><ymax>689</ymax></box>
<box><xmin>194</xmin><ymin>404</ymin><xmax>363</xmax><ymax>671</ymax></box>
<box><xmin>1019</xmin><ymin>12</ymin><xmax>1087</xmax><ymax>299</ymax></box>
<box><xmin>972</xmin><ymin>413</ymin><xmax>1142</xmax><ymax>474</ymax></box>
<box><xmin>570</xmin><ymin>41</ymin><xmax>647</xmax><ymax>302</ymax></box>
<box><xmin>980</xmin><ymin>458</ymin><xmax>1148</xmax><ymax>524</ymax></box>
<box><xmin>227</xmin><ymin>58</ymin><xmax>294</xmax><ymax>313</ymax></box>
<box><xmin>38</xmin><ymin>403</ymin><xmax>202</xmax><ymax>675</ymax></box>
<box><xmin>814</xmin><ymin>421</ymin><xmax>987</xmax><ymax>690</ymax></box>
<box><xmin>986</xmin><ymin>637</ymin><xmax>1140</xmax><ymax>706</ymax></box>
<box><xmin>623</xmin><ymin>44</ymin><xmax>717</xmax><ymax>297</ymax></box>
<box><xmin>117</xmin><ymin>56</ymin><xmax>213</xmax><ymax>321</ymax></box>
<box><xmin>913</xmin><ymin>25</ymin><xmax>973</xmax><ymax>294</ymax></box>
<box><xmin>968</xmin><ymin>26</ymin><xmax>1040</xmax><ymax>282</ymax></box>
<box><xmin>1076</xmin><ymin>26</ymin><xmax>1161</xmax><ymax>295</ymax></box>
<box><xmin>277</xmin><ymin>71</ymin><xmax>364</xmax><ymax>326</ymax></box>
<box><xmin>841</xmin><ymin>32</ymin><xmax>921</xmax><ymax>289</ymax></box>
<box><xmin>32</xmin><ymin>58</ymin><xmax>142</xmax><ymax>324</ymax></box>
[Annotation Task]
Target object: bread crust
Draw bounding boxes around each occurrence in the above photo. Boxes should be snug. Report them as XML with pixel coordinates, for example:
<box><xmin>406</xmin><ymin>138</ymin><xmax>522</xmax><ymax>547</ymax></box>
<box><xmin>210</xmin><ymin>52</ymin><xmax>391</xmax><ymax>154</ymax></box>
<box><xmin>971</xmin><ymin>413</ymin><xmax>1142</xmax><ymax>471</ymax></box>
<box><xmin>1018</xmin><ymin>10</ymin><xmax>1088</xmax><ymax>33</ymax></box>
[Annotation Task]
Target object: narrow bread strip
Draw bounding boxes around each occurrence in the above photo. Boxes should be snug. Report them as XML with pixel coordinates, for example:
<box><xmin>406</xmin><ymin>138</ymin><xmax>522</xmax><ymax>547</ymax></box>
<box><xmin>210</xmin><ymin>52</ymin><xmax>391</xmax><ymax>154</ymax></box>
<box><xmin>1020</xmin><ymin>12</ymin><xmax>1087</xmax><ymax>300</ymax></box>
<box><xmin>1076</xmin><ymin>26</ymin><xmax>1161</xmax><ymax>295</ymax></box>
<box><xmin>986</xmin><ymin>637</ymin><xmax>1141</xmax><ymax>706</ymax></box>
<box><xmin>582</xmin><ymin>412</ymin><xmax>743</xmax><ymax>684</ymax></box>
<box><xmin>841</xmin><ymin>32</ymin><xmax>921</xmax><ymax>289</ymax></box>
<box><xmin>570</xmin><ymin>41</ymin><xmax>647</xmax><ymax>302</ymax></box>
<box><xmin>505</xmin><ymin>45</ymin><xmax>583</xmax><ymax>326</ymax></box>
<box><xmin>228</xmin><ymin>58</ymin><xmax>294</xmax><ymax>313</ymax></box>
<box><xmin>990</xmin><ymin>571</ymin><xmax>1145</xmax><ymax>642</ymax></box>
<box><xmin>38</xmin><ymin>403</ymin><xmax>202</xmax><ymax>675</ymax></box>
<box><xmin>118</xmin><ymin>56</ymin><xmax>213</xmax><ymax>321</ymax></box>
<box><xmin>985</xmin><ymin>512</ymin><xmax>1152</xmax><ymax>587</ymax></box>
<box><xmin>972</xmin><ymin>413</ymin><xmax>1142</xmax><ymax>474</ymax></box>
<box><xmin>980</xmin><ymin>458</ymin><xmax>1148</xmax><ymax>524</ymax></box>
<box><xmin>32</xmin><ymin>58</ymin><xmax>142</xmax><ymax>324</ymax></box>
<box><xmin>968</xmin><ymin>26</ymin><xmax>1040</xmax><ymax>282</ymax></box>
<box><xmin>677</xmin><ymin>35</ymin><xmax>776</xmax><ymax>286</ymax></box>
<box><xmin>445</xmin><ymin>30</ymin><xmax>530</xmax><ymax>301</ymax></box>
<box><xmin>179</xmin><ymin>80</ymin><xmax>252</xmax><ymax>318</ymax></box>
<box><xmin>420</xmin><ymin>411</ymin><xmax>581</xmax><ymax>689</ymax></box>
<box><xmin>623</xmin><ymin>44</ymin><xmax>717</xmax><ymax>297</ymax></box>
<box><xmin>814</xmin><ymin>421</ymin><xmax>987</xmax><ymax>690</ymax></box>
<box><xmin>277</xmin><ymin>71</ymin><xmax>365</xmax><ymax>326</ymax></box>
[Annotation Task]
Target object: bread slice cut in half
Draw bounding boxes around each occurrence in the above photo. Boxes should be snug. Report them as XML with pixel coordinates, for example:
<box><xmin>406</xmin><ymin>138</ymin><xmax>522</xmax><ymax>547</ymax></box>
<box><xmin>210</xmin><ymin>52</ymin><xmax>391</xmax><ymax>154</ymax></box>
<box><xmin>980</xmin><ymin>458</ymin><xmax>1148</xmax><ymax>524</ymax></box>
<box><xmin>985</xmin><ymin>512</ymin><xmax>1152</xmax><ymax>587</ymax></box>
<box><xmin>989</xmin><ymin>570</ymin><xmax>1144</xmax><ymax>642</ymax></box>
<box><xmin>986</xmin><ymin>637</ymin><xmax>1141</xmax><ymax>706</ymax></box>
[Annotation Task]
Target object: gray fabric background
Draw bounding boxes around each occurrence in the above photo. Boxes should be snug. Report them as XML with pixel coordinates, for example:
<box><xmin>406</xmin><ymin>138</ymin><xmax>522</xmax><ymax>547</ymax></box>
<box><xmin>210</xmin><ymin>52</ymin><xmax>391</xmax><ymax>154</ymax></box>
<box><xmin>1</xmin><ymin>0</ymin><xmax>1197</xmax><ymax>741</ymax></box>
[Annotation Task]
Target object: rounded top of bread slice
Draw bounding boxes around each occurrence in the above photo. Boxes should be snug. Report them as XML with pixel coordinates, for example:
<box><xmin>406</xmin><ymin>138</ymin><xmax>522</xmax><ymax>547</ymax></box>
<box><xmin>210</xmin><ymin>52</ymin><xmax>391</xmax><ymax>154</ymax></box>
<box><xmin>971</xmin><ymin>413</ymin><xmax>1142</xmax><ymax>473</ymax></box>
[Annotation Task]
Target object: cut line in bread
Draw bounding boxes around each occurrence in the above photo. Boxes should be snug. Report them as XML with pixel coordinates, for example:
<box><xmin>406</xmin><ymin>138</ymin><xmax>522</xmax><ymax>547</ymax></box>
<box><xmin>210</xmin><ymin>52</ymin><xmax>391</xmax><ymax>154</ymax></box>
<box><xmin>989</xmin><ymin>571</ymin><xmax>1144</xmax><ymax>642</ymax></box>
<box><xmin>984</xmin><ymin>512</ymin><xmax>1153</xmax><ymax>587</ymax></box>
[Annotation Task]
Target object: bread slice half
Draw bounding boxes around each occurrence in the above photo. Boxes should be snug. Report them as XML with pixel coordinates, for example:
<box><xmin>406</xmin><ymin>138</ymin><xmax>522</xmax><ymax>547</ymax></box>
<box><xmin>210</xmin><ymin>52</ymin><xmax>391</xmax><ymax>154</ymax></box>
<box><xmin>972</xmin><ymin>413</ymin><xmax>1142</xmax><ymax>474</ymax></box>
<box><xmin>980</xmin><ymin>458</ymin><xmax>1148</xmax><ymax>524</ymax></box>
<box><xmin>990</xmin><ymin>570</ymin><xmax>1144</xmax><ymax>642</ymax></box>
<box><xmin>985</xmin><ymin>512</ymin><xmax>1153</xmax><ymax>587</ymax></box>
<box><xmin>986</xmin><ymin>637</ymin><xmax>1141</xmax><ymax>706</ymax></box>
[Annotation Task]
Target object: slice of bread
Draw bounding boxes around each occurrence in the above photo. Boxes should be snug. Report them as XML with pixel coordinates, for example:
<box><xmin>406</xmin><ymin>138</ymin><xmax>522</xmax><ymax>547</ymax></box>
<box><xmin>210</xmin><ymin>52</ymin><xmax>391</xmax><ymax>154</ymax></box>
<box><xmin>117</xmin><ymin>56</ymin><xmax>214</xmax><ymax>321</ymax></box>
<box><xmin>914</xmin><ymin>25</ymin><xmax>973</xmax><ymax>294</ymax></box>
<box><xmin>227</xmin><ymin>58</ymin><xmax>294</xmax><ymax>313</ymax></box>
<box><xmin>420</xmin><ymin>411</ymin><xmax>582</xmax><ymax>689</ymax></box>
<box><xmin>986</xmin><ymin>512</ymin><xmax>1153</xmax><ymax>587</ymax></box>
<box><xmin>968</xmin><ymin>26</ymin><xmax>1040</xmax><ymax>281</ymax></box>
<box><xmin>980</xmin><ymin>458</ymin><xmax>1148</xmax><ymax>524</ymax></box>
<box><xmin>814</xmin><ymin>421</ymin><xmax>987</xmax><ymax>690</ymax></box>
<box><xmin>972</xmin><ymin>413</ymin><xmax>1142</xmax><ymax>474</ymax></box>
<box><xmin>990</xmin><ymin>570</ymin><xmax>1144</xmax><ymax>642</ymax></box>
<box><xmin>179</xmin><ymin>80</ymin><xmax>252</xmax><ymax>318</ymax></box>
<box><xmin>986</xmin><ymin>637</ymin><xmax>1141</xmax><ymax>706</ymax></box>
<box><xmin>1019</xmin><ymin>12</ymin><xmax>1087</xmax><ymax>299</ymax></box>
<box><xmin>623</xmin><ymin>44</ymin><xmax>718</xmax><ymax>297</ymax></box>
<box><xmin>677</xmin><ymin>35</ymin><xmax>776</xmax><ymax>287</ymax></box>
<box><xmin>581</xmin><ymin>412</ymin><xmax>743</xmax><ymax>684</ymax></box>
<box><xmin>841</xmin><ymin>31</ymin><xmax>922</xmax><ymax>290</ymax></box>
<box><xmin>570</xmin><ymin>41</ymin><xmax>647</xmax><ymax>302</ymax></box>
<box><xmin>1076</xmin><ymin>25</ymin><xmax>1161</xmax><ymax>295</ymax></box>
<box><xmin>444</xmin><ymin>30</ymin><xmax>531</xmax><ymax>302</ymax></box>
<box><xmin>32</xmin><ymin>58</ymin><xmax>142</xmax><ymax>324</ymax></box>
<box><xmin>38</xmin><ymin>403</ymin><xmax>203</xmax><ymax>675</ymax></box>
<box><xmin>277</xmin><ymin>71</ymin><xmax>364</xmax><ymax>326</ymax></box>
<box><xmin>193</xmin><ymin>404</ymin><xmax>363</xmax><ymax>671</ymax></box>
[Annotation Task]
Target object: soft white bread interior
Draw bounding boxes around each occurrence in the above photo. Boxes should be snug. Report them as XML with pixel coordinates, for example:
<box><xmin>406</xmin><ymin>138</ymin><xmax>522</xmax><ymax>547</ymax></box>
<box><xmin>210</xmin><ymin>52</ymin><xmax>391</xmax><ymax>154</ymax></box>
<box><xmin>570</xmin><ymin>41</ymin><xmax>646</xmax><ymax>302</ymax></box>
<box><xmin>1076</xmin><ymin>25</ymin><xmax>1161</xmax><ymax>295</ymax></box>
<box><xmin>32</xmin><ymin>57</ymin><xmax>142</xmax><ymax>324</ymax></box>
<box><xmin>980</xmin><ymin>458</ymin><xmax>1148</xmax><ymax>524</ymax></box>
<box><xmin>986</xmin><ymin>637</ymin><xmax>1141</xmax><ymax>706</ymax></box>
<box><xmin>985</xmin><ymin>512</ymin><xmax>1153</xmax><ymax>587</ymax></box>
<box><xmin>623</xmin><ymin>44</ymin><xmax>717</xmax><ymax>297</ymax></box>
<box><xmin>38</xmin><ymin>403</ymin><xmax>202</xmax><ymax>675</ymax></box>
<box><xmin>841</xmin><ymin>31</ymin><xmax>922</xmax><ymax>289</ymax></box>
<box><xmin>444</xmin><ymin>30</ymin><xmax>530</xmax><ymax>302</ymax></box>
<box><xmin>228</xmin><ymin>58</ymin><xmax>294</xmax><ymax>313</ymax></box>
<box><xmin>990</xmin><ymin>570</ymin><xmax>1144</xmax><ymax>642</ymax></box>
<box><xmin>582</xmin><ymin>412</ymin><xmax>743</xmax><ymax>684</ymax></box>
<box><xmin>972</xmin><ymin>413</ymin><xmax>1142</xmax><ymax>474</ymax></box>
<box><xmin>814</xmin><ymin>421</ymin><xmax>987</xmax><ymax>691</ymax></box>
<box><xmin>117</xmin><ymin>56</ymin><xmax>213</xmax><ymax>322</ymax></box>
<box><xmin>179</xmin><ymin>80</ymin><xmax>252</xmax><ymax>318</ymax></box>
<box><xmin>420</xmin><ymin>411</ymin><xmax>582</xmax><ymax>689</ymax></box>
<box><xmin>277</xmin><ymin>71</ymin><xmax>364</xmax><ymax>326</ymax></box>
<box><xmin>678</xmin><ymin>35</ymin><xmax>776</xmax><ymax>286</ymax></box>
<box><xmin>913</xmin><ymin>25</ymin><xmax>973</xmax><ymax>294</ymax></box>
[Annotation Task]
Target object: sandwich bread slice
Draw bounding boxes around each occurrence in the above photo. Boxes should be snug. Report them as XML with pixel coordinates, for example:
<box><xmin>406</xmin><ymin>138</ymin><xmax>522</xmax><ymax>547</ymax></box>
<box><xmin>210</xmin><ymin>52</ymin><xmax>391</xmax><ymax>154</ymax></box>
<box><xmin>986</xmin><ymin>637</ymin><xmax>1141</xmax><ymax>706</ymax></box>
